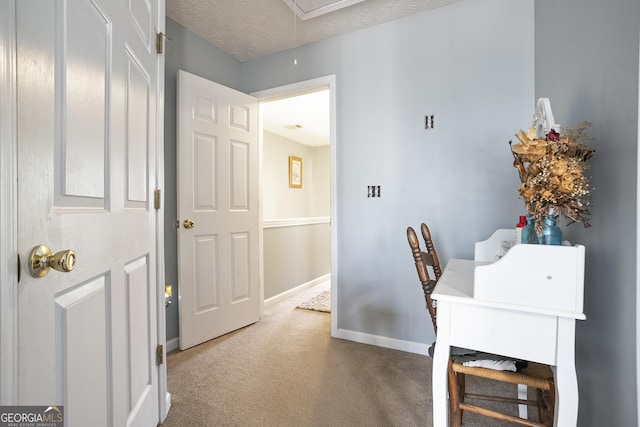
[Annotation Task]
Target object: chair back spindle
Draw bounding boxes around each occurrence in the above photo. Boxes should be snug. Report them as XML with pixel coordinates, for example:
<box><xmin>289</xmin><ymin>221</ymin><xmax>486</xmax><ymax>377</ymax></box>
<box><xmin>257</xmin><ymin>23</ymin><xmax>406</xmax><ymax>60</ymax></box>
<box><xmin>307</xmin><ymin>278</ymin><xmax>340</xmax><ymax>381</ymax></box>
<box><xmin>421</xmin><ymin>223</ymin><xmax>442</xmax><ymax>280</ymax></box>
<box><xmin>407</xmin><ymin>225</ymin><xmax>438</xmax><ymax>334</ymax></box>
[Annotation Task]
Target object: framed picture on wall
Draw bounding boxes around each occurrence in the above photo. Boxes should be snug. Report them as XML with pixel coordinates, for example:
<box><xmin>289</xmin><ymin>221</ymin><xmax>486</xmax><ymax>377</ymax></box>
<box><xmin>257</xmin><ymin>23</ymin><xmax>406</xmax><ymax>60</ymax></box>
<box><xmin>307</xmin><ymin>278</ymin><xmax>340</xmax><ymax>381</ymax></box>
<box><xmin>289</xmin><ymin>156</ymin><xmax>302</xmax><ymax>188</ymax></box>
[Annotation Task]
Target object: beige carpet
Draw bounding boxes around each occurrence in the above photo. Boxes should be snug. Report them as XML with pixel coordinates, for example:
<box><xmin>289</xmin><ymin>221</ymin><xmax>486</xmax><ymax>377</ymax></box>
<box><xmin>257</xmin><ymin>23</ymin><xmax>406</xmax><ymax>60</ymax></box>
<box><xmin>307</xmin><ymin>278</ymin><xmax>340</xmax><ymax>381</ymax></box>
<box><xmin>161</xmin><ymin>284</ymin><xmax>533</xmax><ymax>426</ymax></box>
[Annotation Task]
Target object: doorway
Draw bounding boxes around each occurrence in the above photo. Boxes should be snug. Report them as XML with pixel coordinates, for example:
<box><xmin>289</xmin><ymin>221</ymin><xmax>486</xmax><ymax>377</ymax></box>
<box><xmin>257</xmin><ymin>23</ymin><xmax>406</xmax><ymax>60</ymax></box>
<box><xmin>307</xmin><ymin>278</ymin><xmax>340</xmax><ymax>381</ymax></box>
<box><xmin>252</xmin><ymin>75</ymin><xmax>338</xmax><ymax>337</ymax></box>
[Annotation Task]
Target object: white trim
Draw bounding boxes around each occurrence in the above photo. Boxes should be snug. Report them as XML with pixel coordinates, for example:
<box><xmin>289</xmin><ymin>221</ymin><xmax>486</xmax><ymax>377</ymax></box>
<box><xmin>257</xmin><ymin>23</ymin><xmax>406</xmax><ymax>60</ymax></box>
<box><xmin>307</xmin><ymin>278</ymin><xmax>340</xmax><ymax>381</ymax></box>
<box><xmin>165</xmin><ymin>391</ymin><xmax>172</xmax><ymax>419</ymax></box>
<box><xmin>258</xmin><ymin>101</ymin><xmax>265</xmax><ymax>319</ymax></box>
<box><xmin>251</xmin><ymin>76</ymin><xmax>333</xmax><ymax>101</ymax></box>
<box><xmin>264</xmin><ymin>274</ymin><xmax>330</xmax><ymax>308</ymax></box>
<box><xmin>155</xmin><ymin>0</ymin><xmax>169</xmax><ymax>422</ymax></box>
<box><xmin>0</xmin><ymin>0</ymin><xmax>18</xmax><ymax>405</ymax></box>
<box><xmin>636</xmin><ymin>23</ymin><xmax>640</xmax><ymax>423</ymax></box>
<box><xmin>252</xmin><ymin>75</ymin><xmax>338</xmax><ymax>339</ymax></box>
<box><xmin>336</xmin><ymin>328</ymin><xmax>430</xmax><ymax>356</ymax></box>
<box><xmin>166</xmin><ymin>337</ymin><xmax>180</xmax><ymax>353</ymax></box>
<box><xmin>282</xmin><ymin>0</ymin><xmax>366</xmax><ymax>21</ymax></box>
<box><xmin>328</xmin><ymin>77</ymin><xmax>337</xmax><ymax>339</ymax></box>
<box><xmin>263</xmin><ymin>217</ymin><xmax>330</xmax><ymax>229</ymax></box>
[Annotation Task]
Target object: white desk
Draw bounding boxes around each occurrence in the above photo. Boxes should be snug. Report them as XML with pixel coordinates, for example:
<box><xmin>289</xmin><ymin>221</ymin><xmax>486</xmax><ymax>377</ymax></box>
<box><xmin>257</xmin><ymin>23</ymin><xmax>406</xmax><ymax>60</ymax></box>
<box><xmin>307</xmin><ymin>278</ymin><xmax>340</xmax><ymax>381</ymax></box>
<box><xmin>431</xmin><ymin>244</ymin><xmax>586</xmax><ymax>427</ymax></box>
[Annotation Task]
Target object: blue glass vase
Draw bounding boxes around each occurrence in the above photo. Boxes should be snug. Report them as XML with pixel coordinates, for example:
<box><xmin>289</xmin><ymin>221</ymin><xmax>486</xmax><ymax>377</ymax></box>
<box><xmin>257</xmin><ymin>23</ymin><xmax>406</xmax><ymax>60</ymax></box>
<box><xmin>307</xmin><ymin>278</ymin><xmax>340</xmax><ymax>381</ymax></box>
<box><xmin>539</xmin><ymin>215</ymin><xmax>562</xmax><ymax>245</ymax></box>
<box><xmin>521</xmin><ymin>215</ymin><xmax>538</xmax><ymax>244</ymax></box>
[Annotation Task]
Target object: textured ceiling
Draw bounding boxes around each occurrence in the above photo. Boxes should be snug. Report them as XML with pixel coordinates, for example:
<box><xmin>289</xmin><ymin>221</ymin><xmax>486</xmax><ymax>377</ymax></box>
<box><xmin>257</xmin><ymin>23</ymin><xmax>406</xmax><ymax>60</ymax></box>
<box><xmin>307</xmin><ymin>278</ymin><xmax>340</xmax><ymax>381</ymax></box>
<box><xmin>263</xmin><ymin>89</ymin><xmax>331</xmax><ymax>147</ymax></box>
<box><xmin>166</xmin><ymin>0</ymin><xmax>462</xmax><ymax>62</ymax></box>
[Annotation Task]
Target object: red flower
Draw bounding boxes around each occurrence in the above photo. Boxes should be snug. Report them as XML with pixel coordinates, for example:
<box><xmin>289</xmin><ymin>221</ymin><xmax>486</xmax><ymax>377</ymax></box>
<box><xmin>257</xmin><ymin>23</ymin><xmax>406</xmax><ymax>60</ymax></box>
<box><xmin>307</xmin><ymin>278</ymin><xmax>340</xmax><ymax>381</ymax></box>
<box><xmin>546</xmin><ymin>129</ymin><xmax>560</xmax><ymax>141</ymax></box>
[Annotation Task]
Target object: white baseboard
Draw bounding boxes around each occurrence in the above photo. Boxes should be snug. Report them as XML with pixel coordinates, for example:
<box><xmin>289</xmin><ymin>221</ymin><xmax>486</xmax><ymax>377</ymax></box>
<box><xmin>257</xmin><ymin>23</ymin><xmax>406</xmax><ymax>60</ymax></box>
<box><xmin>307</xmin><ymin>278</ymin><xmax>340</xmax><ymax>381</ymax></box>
<box><xmin>336</xmin><ymin>328</ymin><xmax>430</xmax><ymax>356</ymax></box>
<box><xmin>263</xmin><ymin>217</ymin><xmax>330</xmax><ymax>229</ymax></box>
<box><xmin>166</xmin><ymin>337</ymin><xmax>180</xmax><ymax>353</ymax></box>
<box><xmin>264</xmin><ymin>274</ymin><xmax>330</xmax><ymax>308</ymax></box>
<box><xmin>163</xmin><ymin>392</ymin><xmax>171</xmax><ymax>421</ymax></box>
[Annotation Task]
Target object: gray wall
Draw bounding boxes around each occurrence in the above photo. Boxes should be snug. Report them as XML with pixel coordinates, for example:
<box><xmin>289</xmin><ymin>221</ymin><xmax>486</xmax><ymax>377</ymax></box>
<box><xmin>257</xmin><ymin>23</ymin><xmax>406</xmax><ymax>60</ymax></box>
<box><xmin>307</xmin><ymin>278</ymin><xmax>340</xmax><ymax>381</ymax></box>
<box><xmin>535</xmin><ymin>1</ymin><xmax>640</xmax><ymax>425</ymax></box>
<box><xmin>241</xmin><ymin>0</ymin><xmax>534</xmax><ymax>344</ymax></box>
<box><xmin>163</xmin><ymin>18</ymin><xmax>242</xmax><ymax>342</ymax></box>
<box><xmin>263</xmin><ymin>223</ymin><xmax>331</xmax><ymax>299</ymax></box>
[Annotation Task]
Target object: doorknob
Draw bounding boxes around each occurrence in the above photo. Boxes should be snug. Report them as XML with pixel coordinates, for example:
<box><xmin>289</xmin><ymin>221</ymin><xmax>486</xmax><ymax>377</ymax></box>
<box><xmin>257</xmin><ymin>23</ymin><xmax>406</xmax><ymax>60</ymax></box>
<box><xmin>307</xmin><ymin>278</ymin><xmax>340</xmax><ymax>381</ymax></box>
<box><xmin>28</xmin><ymin>245</ymin><xmax>77</xmax><ymax>278</ymax></box>
<box><xmin>183</xmin><ymin>219</ymin><xmax>195</xmax><ymax>229</ymax></box>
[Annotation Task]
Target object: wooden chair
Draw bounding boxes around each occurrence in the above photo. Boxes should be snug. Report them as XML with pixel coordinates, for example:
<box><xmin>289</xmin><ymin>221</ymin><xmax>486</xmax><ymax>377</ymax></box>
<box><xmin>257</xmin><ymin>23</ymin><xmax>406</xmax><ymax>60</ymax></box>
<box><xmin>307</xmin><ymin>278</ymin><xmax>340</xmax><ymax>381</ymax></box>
<box><xmin>407</xmin><ymin>223</ymin><xmax>555</xmax><ymax>427</ymax></box>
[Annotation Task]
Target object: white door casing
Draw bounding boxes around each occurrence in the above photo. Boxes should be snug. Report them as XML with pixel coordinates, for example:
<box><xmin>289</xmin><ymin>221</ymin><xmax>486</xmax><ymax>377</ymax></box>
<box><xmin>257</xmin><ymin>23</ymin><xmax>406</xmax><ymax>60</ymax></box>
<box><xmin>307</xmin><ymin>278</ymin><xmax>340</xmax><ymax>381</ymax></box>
<box><xmin>177</xmin><ymin>70</ymin><xmax>261</xmax><ymax>350</ymax></box>
<box><xmin>16</xmin><ymin>0</ymin><xmax>162</xmax><ymax>426</ymax></box>
<box><xmin>251</xmin><ymin>75</ymin><xmax>338</xmax><ymax>337</ymax></box>
<box><xmin>0</xmin><ymin>0</ymin><xmax>18</xmax><ymax>406</ymax></box>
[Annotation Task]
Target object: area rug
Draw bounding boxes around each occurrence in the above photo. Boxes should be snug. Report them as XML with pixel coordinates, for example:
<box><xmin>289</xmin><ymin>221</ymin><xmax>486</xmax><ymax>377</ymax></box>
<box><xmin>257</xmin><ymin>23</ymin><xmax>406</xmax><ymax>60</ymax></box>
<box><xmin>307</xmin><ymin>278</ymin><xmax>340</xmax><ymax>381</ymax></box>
<box><xmin>296</xmin><ymin>291</ymin><xmax>331</xmax><ymax>313</ymax></box>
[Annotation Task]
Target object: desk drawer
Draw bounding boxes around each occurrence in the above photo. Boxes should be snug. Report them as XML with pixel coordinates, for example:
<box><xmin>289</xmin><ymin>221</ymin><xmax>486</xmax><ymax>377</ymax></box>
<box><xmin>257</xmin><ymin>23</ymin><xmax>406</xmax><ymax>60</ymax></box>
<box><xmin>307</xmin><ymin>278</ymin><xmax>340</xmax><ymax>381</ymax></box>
<box><xmin>448</xmin><ymin>304</ymin><xmax>557</xmax><ymax>365</ymax></box>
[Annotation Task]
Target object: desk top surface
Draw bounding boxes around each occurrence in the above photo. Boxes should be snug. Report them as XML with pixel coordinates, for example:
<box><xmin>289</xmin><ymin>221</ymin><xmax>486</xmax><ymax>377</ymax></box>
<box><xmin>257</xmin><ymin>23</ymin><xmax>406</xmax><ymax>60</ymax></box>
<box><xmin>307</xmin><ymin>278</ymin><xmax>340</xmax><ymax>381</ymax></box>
<box><xmin>431</xmin><ymin>259</ymin><xmax>480</xmax><ymax>299</ymax></box>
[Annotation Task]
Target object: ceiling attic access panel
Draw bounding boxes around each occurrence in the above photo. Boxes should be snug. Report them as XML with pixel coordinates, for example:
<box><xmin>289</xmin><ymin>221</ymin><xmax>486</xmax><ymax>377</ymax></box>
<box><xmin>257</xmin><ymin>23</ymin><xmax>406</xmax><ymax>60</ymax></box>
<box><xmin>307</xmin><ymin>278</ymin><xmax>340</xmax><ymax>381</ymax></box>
<box><xmin>282</xmin><ymin>0</ymin><xmax>366</xmax><ymax>21</ymax></box>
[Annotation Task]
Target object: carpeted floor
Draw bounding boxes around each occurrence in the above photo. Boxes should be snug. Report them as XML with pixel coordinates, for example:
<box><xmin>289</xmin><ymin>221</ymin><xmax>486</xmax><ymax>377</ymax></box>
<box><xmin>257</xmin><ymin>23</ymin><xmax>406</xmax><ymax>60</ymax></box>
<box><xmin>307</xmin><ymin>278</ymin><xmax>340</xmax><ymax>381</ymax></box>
<box><xmin>161</xmin><ymin>283</ymin><xmax>531</xmax><ymax>426</ymax></box>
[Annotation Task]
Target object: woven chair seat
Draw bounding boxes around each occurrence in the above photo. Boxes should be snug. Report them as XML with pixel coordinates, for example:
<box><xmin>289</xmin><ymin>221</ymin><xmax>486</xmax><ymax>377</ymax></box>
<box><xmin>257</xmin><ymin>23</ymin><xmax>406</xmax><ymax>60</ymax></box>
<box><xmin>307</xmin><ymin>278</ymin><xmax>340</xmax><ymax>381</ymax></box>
<box><xmin>452</xmin><ymin>362</ymin><xmax>554</xmax><ymax>391</ymax></box>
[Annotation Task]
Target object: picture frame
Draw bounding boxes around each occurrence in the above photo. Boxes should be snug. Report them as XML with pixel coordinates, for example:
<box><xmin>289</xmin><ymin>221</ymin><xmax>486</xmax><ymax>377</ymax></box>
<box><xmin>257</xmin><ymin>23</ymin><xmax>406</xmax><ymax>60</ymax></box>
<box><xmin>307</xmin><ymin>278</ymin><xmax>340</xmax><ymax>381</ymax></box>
<box><xmin>289</xmin><ymin>156</ymin><xmax>302</xmax><ymax>188</ymax></box>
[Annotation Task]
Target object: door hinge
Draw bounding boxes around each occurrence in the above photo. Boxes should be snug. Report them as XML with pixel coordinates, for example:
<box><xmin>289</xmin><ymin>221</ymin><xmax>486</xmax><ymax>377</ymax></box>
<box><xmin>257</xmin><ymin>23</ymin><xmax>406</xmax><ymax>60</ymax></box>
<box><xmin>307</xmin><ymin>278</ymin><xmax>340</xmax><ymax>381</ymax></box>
<box><xmin>154</xmin><ymin>189</ymin><xmax>161</xmax><ymax>210</ymax></box>
<box><xmin>156</xmin><ymin>344</ymin><xmax>164</xmax><ymax>365</ymax></box>
<box><xmin>156</xmin><ymin>32</ymin><xmax>172</xmax><ymax>54</ymax></box>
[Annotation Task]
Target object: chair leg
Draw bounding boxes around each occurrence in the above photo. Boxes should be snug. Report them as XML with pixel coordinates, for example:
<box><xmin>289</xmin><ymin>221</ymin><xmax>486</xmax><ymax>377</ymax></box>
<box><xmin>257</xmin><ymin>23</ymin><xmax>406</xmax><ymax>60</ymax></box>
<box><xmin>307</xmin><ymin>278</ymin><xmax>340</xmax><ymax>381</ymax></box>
<box><xmin>456</xmin><ymin>372</ymin><xmax>466</xmax><ymax>425</ymax></box>
<box><xmin>457</xmin><ymin>372</ymin><xmax>466</xmax><ymax>402</ymax></box>
<box><xmin>448</xmin><ymin>363</ymin><xmax>462</xmax><ymax>427</ymax></box>
<box><xmin>536</xmin><ymin>386</ymin><xmax>555</xmax><ymax>426</ymax></box>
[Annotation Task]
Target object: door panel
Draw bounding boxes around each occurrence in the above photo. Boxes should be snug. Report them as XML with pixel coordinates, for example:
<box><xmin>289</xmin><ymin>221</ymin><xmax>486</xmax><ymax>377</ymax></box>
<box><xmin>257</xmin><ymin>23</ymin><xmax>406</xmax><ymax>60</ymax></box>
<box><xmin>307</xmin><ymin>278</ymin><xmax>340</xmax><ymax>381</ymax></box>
<box><xmin>230</xmin><ymin>232</ymin><xmax>251</xmax><ymax>301</ymax></box>
<box><xmin>58</xmin><ymin>0</ymin><xmax>109</xmax><ymax>206</ymax></box>
<box><xmin>194</xmin><ymin>236</ymin><xmax>218</xmax><ymax>312</ymax></box>
<box><xmin>17</xmin><ymin>0</ymin><xmax>160</xmax><ymax>426</ymax></box>
<box><xmin>56</xmin><ymin>276</ymin><xmax>109</xmax><ymax>425</ymax></box>
<box><xmin>193</xmin><ymin>133</ymin><xmax>218</xmax><ymax>210</ymax></box>
<box><xmin>230</xmin><ymin>141</ymin><xmax>250</xmax><ymax>209</ymax></box>
<box><xmin>125</xmin><ymin>256</ymin><xmax>152</xmax><ymax>410</ymax></box>
<box><xmin>125</xmin><ymin>51</ymin><xmax>150</xmax><ymax>206</ymax></box>
<box><xmin>177</xmin><ymin>70</ymin><xmax>260</xmax><ymax>350</ymax></box>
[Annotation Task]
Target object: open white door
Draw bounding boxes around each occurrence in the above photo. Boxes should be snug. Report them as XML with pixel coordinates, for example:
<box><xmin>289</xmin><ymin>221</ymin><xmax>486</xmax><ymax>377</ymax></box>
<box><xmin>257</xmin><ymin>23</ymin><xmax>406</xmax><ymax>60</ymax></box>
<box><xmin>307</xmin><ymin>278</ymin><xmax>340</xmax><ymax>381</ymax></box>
<box><xmin>177</xmin><ymin>70</ymin><xmax>260</xmax><ymax>350</ymax></box>
<box><xmin>16</xmin><ymin>1</ymin><xmax>162</xmax><ymax>426</ymax></box>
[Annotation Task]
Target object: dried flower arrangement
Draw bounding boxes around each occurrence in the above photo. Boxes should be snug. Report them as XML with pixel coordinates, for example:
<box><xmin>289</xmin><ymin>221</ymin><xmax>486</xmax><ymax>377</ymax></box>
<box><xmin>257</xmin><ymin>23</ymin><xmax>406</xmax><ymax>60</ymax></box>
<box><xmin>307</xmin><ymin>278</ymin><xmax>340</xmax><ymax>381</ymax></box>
<box><xmin>509</xmin><ymin>121</ymin><xmax>595</xmax><ymax>231</ymax></box>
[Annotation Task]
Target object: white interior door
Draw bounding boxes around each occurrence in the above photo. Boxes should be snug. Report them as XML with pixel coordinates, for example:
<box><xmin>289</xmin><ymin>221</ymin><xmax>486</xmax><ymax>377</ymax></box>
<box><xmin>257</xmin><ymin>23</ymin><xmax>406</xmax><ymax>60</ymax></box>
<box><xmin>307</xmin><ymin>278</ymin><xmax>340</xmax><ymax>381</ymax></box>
<box><xmin>177</xmin><ymin>70</ymin><xmax>260</xmax><ymax>350</ymax></box>
<box><xmin>17</xmin><ymin>1</ymin><xmax>161</xmax><ymax>426</ymax></box>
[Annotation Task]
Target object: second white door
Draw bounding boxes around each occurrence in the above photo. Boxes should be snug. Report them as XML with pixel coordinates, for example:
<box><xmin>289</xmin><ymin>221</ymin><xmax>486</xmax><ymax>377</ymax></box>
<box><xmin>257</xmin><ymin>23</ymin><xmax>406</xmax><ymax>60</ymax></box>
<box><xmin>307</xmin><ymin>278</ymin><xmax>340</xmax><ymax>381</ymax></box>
<box><xmin>177</xmin><ymin>70</ymin><xmax>260</xmax><ymax>350</ymax></box>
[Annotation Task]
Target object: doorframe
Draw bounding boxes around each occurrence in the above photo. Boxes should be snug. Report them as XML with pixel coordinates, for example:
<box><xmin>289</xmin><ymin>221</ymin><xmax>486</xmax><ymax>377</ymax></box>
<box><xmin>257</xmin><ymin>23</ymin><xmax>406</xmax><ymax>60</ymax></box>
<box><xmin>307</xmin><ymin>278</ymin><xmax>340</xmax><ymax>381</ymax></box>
<box><xmin>0</xmin><ymin>0</ymin><xmax>18</xmax><ymax>406</ymax></box>
<box><xmin>155</xmin><ymin>0</ymin><xmax>170</xmax><ymax>421</ymax></box>
<box><xmin>251</xmin><ymin>74</ymin><xmax>338</xmax><ymax>337</ymax></box>
<box><xmin>636</xmin><ymin>25</ymin><xmax>640</xmax><ymax>422</ymax></box>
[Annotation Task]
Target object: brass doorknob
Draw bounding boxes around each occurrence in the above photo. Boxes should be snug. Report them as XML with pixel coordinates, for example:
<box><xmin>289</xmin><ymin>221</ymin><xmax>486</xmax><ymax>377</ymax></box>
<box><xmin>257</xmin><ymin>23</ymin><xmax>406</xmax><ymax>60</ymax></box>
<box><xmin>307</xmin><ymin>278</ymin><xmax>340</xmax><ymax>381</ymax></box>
<box><xmin>183</xmin><ymin>219</ymin><xmax>195</xmax><ymax>229</ymax></box>
<box><xmin>28</xmin><ymin>245</ymin><xmax>77</xmax><ymax>278</ymax></box>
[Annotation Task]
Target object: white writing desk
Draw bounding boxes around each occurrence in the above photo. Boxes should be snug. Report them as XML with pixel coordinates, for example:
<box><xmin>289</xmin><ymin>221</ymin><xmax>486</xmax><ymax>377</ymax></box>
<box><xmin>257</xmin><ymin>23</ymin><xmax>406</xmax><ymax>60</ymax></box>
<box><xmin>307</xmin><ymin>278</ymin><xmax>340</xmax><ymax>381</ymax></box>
<box><xmin>431</xmin><ymin>244</ymin><xmax>586</xmax><ymax>426</ymax></box>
